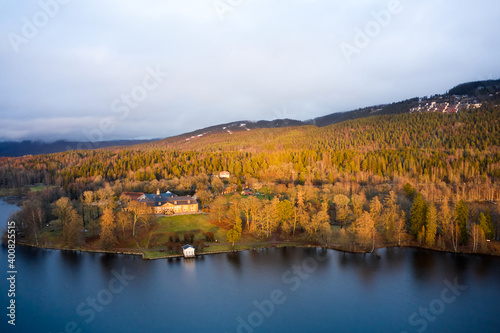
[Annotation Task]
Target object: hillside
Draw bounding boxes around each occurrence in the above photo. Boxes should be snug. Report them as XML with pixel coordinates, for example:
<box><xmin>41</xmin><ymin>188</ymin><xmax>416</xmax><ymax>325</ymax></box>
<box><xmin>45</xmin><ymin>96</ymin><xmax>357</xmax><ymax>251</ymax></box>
<box><xmin>133</xmin><ymin>79</ymin><xmax>499</xmax><ymax>151</ymax></box>
<box><xmin>1</xmin><ymin>104</ymin><xmax>499</xmax><ymax>190</ymax></box>
<box><xmin>448</xmin><ymin>79</ymin><xmax>500</xmax><ymax>97</ymax></box>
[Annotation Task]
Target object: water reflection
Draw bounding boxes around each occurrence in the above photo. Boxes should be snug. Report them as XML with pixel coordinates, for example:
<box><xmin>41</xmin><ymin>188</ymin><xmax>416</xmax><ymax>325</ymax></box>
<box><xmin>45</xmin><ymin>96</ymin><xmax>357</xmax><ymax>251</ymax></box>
<box><xmin>60</xmin><ymin>250</ymin><xmax>81</xmax><ymax>267</ymax></box>
<box><xmin>99</xmin><ymin>252</ymin><xmax>120</xmax><ymax>280</ymax></box>
<box><xmin>452</xmin><ymin>254</ymin><xmax>469</xmax><ymax>286</ymax></box>
<box><xmin>3</xmin><ymin>244</ymin><xmax>500</xmax><ymax>333</ymax></box>
<box><xmin>473</xmin><ymin>256</ymin><xmax>494</xmax><ymax>280</ymax></box>
<box><xmin>383</xmin><ymin>247</ymin><xmax>406</xmax><ymax>273</ymax></box>
<box><xmin>339</xmin><ymin>252</ymin><xmax>382</xmax><ymax>286</ymax></box>
<box><xmin>226</xmin><ymin>252</ymin><xmax>242</xmax><ymax>273</ymax></box>
<box><xmin>411</xmin><ymin>249</ymin><xmax>436</xmax><ymax>282</ymax></box>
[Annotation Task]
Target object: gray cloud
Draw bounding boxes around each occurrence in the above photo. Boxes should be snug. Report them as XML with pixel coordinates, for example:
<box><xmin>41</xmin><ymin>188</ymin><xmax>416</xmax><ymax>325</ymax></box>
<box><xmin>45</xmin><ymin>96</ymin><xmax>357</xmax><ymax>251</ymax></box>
<box><xmin>0</xmin><ymin>0</ymin><xmax>499</xmax><ymax>142</ymax></box>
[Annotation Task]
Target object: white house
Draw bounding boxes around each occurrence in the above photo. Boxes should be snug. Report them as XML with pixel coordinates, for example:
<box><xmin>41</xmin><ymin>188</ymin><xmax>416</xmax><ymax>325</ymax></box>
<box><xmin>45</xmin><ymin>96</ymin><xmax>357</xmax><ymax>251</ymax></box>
<box><xmin>219</xmin><ymin>171</ymin><xmax>230</xmax><ymax>179</ymax></box>
<box><xmin>182</xmin><ymin>244</ymin><xmax>195</xmax><ymax>258</ymax></box>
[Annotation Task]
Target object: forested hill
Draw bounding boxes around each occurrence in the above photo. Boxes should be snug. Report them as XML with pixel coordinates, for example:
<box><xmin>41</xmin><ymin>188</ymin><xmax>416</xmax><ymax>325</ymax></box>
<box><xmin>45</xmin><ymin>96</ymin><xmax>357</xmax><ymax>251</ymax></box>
<box><xmin>134</xmin><ymin>105</ymin><xmax>500</xmax><ymax>153</ymax></box>
<box><xmin>448</xmin><ymin>79</ymin><xmax>500</xmax><ymax>97</ymax></box>
<box><xmin>1</xmin><ymin>104</ymin><xmax>498</xmax><ymax>191</ymax></box>
<box><xmin>307</xmin><ymin>98</ymin><xmax>419</xmax><ymax>127</ymax></box>
<box><xmin>135</xmin><ymin>98</ymin><xmax>423</xmax><ymax>151</ymax></box>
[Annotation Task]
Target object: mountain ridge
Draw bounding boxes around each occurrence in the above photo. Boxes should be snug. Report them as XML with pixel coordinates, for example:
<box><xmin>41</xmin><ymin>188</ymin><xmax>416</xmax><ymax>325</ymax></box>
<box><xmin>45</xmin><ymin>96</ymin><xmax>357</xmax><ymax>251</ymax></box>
<box><xmin>2</xmin><ymin>78</ymin><xmax>499</xmax><ymax>156</ymax></box>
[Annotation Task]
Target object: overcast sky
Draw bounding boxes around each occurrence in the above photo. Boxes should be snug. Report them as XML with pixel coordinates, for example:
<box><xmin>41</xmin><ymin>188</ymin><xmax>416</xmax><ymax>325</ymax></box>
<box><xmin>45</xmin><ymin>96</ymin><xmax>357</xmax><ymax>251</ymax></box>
<box><xmin>0</xmin><ymin>0</ymin><xmax>499</xmax><ymax>142</ymax></box>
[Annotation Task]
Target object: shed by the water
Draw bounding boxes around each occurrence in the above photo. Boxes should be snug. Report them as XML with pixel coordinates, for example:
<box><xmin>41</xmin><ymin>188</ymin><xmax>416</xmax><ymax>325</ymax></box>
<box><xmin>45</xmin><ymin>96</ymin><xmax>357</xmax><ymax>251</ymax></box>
<box><xmin>182</xmin><ymin>244</ymin><xmax>195</xmax><ymax>258</ymax></box>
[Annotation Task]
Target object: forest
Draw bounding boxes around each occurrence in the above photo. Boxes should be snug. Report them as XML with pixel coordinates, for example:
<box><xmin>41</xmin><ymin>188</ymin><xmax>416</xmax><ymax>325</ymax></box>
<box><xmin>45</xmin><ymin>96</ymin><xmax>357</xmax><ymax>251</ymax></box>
<box><xmin>1</xmin><ymin>105</ymin><xmax>499</xmax><ymax>255</ymax></box>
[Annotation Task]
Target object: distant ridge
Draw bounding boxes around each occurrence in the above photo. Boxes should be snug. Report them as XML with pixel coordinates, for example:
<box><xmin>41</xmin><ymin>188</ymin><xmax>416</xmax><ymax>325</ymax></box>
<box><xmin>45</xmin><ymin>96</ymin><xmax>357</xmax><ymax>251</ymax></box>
<box><xmin>0</xmin><ymin>139</ymin><xmax>157</xmax><ymax>157</ymax></box>
<box><xmin>448</xmin><ymin>79</ymin><xmax>500</xmax><ymax>96</ymax></box>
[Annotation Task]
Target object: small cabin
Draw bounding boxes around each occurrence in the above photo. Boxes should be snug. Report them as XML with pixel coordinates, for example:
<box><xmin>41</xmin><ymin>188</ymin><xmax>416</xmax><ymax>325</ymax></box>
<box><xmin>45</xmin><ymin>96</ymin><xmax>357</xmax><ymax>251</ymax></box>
<box><xmin>182</xmin><ymin>244</ymin><xmax>195</xmax><ymax>258</ymax></box>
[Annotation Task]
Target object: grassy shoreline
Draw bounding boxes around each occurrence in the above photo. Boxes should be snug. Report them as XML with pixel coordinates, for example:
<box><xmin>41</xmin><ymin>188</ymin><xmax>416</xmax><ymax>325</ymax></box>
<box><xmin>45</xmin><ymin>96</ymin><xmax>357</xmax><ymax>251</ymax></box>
<box><xmin>15</xmin><ymin>238</ymin><xmax>500</xmax><ymax>260</ymax></box>
<box><xmin>11</xmin><ymin>204</ymin><xmax>500</xmax><ymax>259</ymax></box>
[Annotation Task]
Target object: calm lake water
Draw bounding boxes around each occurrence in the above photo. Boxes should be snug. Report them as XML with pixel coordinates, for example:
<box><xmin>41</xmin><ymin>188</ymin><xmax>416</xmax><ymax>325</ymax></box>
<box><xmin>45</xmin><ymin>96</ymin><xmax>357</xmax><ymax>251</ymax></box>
<box><xmin>1</xmin><ymin>200</ymin><xmax>500</xmax><ymax>333</ymax></box>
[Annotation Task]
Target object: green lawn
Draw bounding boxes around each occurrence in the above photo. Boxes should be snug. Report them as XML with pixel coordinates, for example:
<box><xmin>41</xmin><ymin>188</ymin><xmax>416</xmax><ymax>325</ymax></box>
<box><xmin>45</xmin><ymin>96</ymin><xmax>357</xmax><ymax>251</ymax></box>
<box><xmin>154</xmin><ymin>214</ymin><xmax>227</xmax><ymax>242</ymax></box>
<box><xmin>30</xmin><ymin>185</ymin><xmax>56</xmax><ymax>192</ymax></box>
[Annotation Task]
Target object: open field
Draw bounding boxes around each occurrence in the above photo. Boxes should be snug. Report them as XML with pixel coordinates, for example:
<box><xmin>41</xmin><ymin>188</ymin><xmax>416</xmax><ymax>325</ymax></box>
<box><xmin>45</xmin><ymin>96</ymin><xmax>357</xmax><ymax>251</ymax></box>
<box><xmin>151</xmin><ymin>213</ymin><xmax>227</xmax><ymax>243</ymax></box>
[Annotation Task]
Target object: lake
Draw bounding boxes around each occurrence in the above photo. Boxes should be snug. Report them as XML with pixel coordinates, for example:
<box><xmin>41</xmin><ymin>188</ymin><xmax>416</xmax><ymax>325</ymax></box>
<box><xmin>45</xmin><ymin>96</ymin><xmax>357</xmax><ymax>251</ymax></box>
<box><xmin>1</xmin><ymin>200</ymin><xmax>500</xmax><ymax>333</ymax></box>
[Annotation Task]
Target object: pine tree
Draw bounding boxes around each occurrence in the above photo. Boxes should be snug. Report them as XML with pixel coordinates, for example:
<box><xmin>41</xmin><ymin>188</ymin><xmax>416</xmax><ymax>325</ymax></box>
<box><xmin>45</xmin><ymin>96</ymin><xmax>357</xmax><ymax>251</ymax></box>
<box><xmin>410</xmin><ymin>193</ymin><xmax>427</xmax><ymax>237</ymax></box>
<box><xmin>481</xmin><ymin>209</ymin><xmax>496</xmax><ymax>240</ymax></box>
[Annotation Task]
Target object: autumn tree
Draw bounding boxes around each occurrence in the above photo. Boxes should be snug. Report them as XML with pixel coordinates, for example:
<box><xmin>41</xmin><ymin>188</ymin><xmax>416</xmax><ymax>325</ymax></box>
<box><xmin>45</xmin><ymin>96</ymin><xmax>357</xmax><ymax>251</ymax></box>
<box><xmin>22</xmin><ymin>200</ymin><xmax>45</xmax><ymax>245</ymax></box>
<box><xmin>53</xmin><ymin>197</ymin><xmax>83</xmax><ymax>247</ymax></box>
<box><xmin>350</xmin><ymin>211</ymin><xmax>376</xmax><ymax>252</ymax></box>
<box><xmin>382</xmin><ymin>191</ymin><xmax>398</xmax><ymax>242</ymax></box>
<box><xmin>369</xmin><ymin>196</ymin><xmax>383</xmax><ymax>230</ymax></box>
<box><xmin>211</xmin><ymin>177</ymin><xmax>225</xmax><ymax>195</ymax></box>
<box><xmin>116</xmin><ymin>210</ymin><xmax>132</xmax><ymax>238</ymax></box>
<box><xmin>196</xmin><ymin>189</ymin><xmax>213</xmax><ymax>209</ymax></box>
<box><xmin>425</xmin><ymin>203</ymin><xmax>438</xmax><ymax>247</ymax></box>
<box><xmin>53</xmin><ymin>197</ymin><xmax>72</xmax><ymax>225</ymax></box>
<box><xmin>471</xmin><ymin>223</ymin><xmax>486</xmax><ymax>253</ymax></box>
<box><xmin>210</xmin><ymin>196</ymin><xmax>228</xmax><ymax>226</ymax></box>
<box><xmin>351</xmin><ymin>193</ymin><xmax>366</xmax><ymax>218</ymax></box>
<box><xmin>292</xmin><ymin>190</ymin><xmax>308</xmax><ymax>237</ymax></box>
<box><xmin>97</xmin><ymin>185</ymin><xmax>116</xmax><ymax>210</ymax></box>
<box><xmin>394</xmin><ymin>212</ymin><xmax>406</xmax><ymax>246</ymax></box>
<box><xmin>100</xmin><ymin>207</ymin><xmax>117</xmax><ymax>250</ymax></box>
<box><xmin>248</xmin><ymin>196</ymin><xmax>262</xmax><ymax>232</ymax></box>
<box><xmin>276</xmin><ymin>199</ymin><xmax>294</xmax><ymax>235</ymax></box>
<box><xmin>439</xmin><ymin>197</ymin><xmax>452</xmax><ymax>243</ymax></box>
<box><xmin>339</xmin><ymin>227</ymin><xmax>354</xmax><ymax>250</ymax></box>
<box><xmin>304</xmin><ymin>202</ymin><xmax>331</xmax><ymax>243</ymax></box>
<box><xmin>227</xmin><ymin>214</ymin><xmax>242</xmax><ymax>247</ymax></box>
<box><xmin>65</xmin><ymin>209</ymin><xmax>84</xmax><ymax>247</ymax></box>
<box><xmin>127</xmin><ymin>200</ymin><xmax>143</xmax><ymax>237</ymax></box>
<box><xmin>83</xmin><ymin>191</ymin><xmax>95</xmax><ymax>227</ymax></box>
<box><xmin>240</xmin><ymin>197</ymin><xmax>252</xmax><ymax>230</ymax></box>
<box><xmin>333</xmin><ymin>194</ymin><xmax>350</xmax><ymax>227</ymax></box>
<box><xmin>142</xmin><ymin>210</ymin><xmax>157</xmax><ymax>249</ymax></box>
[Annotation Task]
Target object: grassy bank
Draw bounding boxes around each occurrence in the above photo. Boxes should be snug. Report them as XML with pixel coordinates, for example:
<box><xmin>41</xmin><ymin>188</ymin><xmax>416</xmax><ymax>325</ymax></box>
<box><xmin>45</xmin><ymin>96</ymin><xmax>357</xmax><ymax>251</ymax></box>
<box><xmin>17</xmin><ymin>212</ymin><xmax>500</xmax><ymax>260</ymax></box>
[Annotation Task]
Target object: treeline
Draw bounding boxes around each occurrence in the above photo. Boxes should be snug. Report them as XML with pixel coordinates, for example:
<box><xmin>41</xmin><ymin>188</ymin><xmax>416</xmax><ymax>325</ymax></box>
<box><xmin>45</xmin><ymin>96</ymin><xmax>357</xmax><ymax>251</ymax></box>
<box><xmin>6</xmin><ymin>175</ymin><xmax>499</xmax><ymax>254</ymax></box>
<box><xmin>206</xmin><ymin>182</ymin><xmax>498</xmax><ymax>253</ymax></box>
<box><xmin>6</xmin><ymin>185</ymin><xmax>157</xmax><ymax>250</ymax></box>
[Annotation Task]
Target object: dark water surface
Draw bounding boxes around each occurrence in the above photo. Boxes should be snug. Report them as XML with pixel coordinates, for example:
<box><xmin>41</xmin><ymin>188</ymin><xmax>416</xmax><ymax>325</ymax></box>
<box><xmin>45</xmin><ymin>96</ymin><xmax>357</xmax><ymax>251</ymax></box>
<box><xmin>1</xmin><ymin>201</ymin><xmax>499</xmax><ymax>333</ymax></box>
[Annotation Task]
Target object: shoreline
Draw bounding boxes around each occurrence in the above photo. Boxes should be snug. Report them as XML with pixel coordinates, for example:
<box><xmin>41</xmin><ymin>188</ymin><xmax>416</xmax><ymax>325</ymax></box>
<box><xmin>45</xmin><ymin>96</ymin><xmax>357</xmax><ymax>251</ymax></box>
<box><xmin>14</xmin><ymin>239</ymin><xmax>500</xmax><ymax>260</ymax></box>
